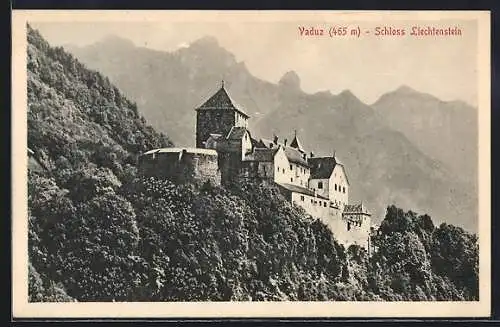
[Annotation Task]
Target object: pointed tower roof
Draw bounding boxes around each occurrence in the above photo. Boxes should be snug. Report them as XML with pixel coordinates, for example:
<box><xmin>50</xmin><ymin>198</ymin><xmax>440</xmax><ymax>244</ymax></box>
<box><xmin>195</xmin><ymin>81</ymin><xmax>249</xmax><ymax>118</ymax></box>
<box><xmin>290</xmin><ymin>130</ymin><xmax>305</xmax><ymax>153</ymax></box>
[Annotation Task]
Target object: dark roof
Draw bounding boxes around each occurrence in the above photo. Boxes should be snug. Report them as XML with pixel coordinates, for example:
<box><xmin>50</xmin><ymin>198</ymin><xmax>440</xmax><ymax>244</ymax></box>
<box><xmin>250</xmin><ymin>137</ymin><xmax>261</xmax><ymax>147</ymax></box>
<box><xmin>290</xmin><ymin>135</ymin><xmax>305</xmax><ymax>152</ymax></box>
<box><xmin>195</xmin><ymin>86</ymin><xmax>250</xmax><ymax>118</ymax></box>
<box><xmin>226</xmin><ymin>126</ymin><xmax>249</xmax><ymax>140</ymax></box>
<box><xmin>283</xmin><ymin>146</ymin><xmax>309</xmax><ymax>167</ymax></box>
<box><xmin>344</xmin><ymin>203</ymin><xmax>371</xmax><ymax>215</ymax></box>
<box><xmin>308</xmin><ymin>156</ymin><xmax>349</xmax><ymax>184</ymax></box>
<box><xmin>277</xmin><ymin>183</ymin><xmax>329</xmax><ymax>200</ymax></box>
<box><xmin>308</xmin><ymin>157</ymin><xmax>337</xmax><ymax>179</ymax></box>
<box><xmin>258</xmin><ymin>138</ymin><xmax>279</xmax><ymax>149</ymax></box>
<box><xmin>245</xmin><ymin>148</ymin><xmax>278</xmax><ymax>162</ymax></box>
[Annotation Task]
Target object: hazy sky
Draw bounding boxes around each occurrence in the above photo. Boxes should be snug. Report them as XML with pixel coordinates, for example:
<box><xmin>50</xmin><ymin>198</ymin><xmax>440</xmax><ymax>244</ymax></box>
<box><xmin>31</xmin><ymin>18</ymin><xmax>478</xmax><ymax>106</ymax></box>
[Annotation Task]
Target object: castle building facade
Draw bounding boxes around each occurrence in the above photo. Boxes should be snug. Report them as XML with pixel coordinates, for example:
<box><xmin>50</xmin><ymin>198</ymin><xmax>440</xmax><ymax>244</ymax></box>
<box><xmin>138</xmin><ymin>82</ymin><xmax>372</xmax><ymax>250</ymax></box>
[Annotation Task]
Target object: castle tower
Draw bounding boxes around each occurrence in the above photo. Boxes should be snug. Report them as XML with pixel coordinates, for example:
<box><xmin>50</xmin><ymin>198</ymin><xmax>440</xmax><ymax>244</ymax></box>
<box><xmin>195</xmin><ymin>81</ymin><xmax>250</xmax><ymax>148</ymax></box>
<box><xmin>290</xmin><ymin>130</ymin><xmax>305</xmax><ymax>153</ymax></box>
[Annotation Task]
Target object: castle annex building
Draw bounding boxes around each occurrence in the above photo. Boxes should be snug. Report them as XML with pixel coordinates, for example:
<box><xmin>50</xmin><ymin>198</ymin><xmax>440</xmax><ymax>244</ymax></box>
<box><xmin>138</xmin><ymin>82</ymin><xmax>372</xmax><ymax>250</ymax></box>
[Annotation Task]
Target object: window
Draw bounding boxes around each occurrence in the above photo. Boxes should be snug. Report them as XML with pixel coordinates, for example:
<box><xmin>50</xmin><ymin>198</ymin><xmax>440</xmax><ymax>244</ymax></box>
<box><xmin>277</xmin><ymin>166</ymin><xmax>279</xmax><ymax>171</ymax></box>
<box><xmin>347</xmin><ymin>222</ymin><xmax>351</xmax><ymax>231</ymax></box>
<box><xmin>282</xmin><ymin>168</ymin><xmax>285</xmax><ymax>173</ymax></box>
<box><xmin>290</xmin><ymin>177</ymin><xmax>293</xmax><ymax>182</ymax></box>
<box><xmin>318</xmin><ymin>181</ymin><xmax>323</xmax><ymax>189</ymax></box>
<box><xmin>311</xmin><ymin>199</ymin><xmax>313</xmax><ymax>204</ymax></box>
<box><xmin>324</xmin><ymin>202</ymin><xmax>327</xmax><ymax>207</ymax></box>
<box><xmin>335</xmin><ymin>184</ymin><xmax>337</xmax><ymax>191</ymax></box>
<box><xmin>343</xmin><ymin>187</ymin><xmax>346</xmax><ymax>194</ymax></box>
<box><xmin>300</xmin><ymin>195</ymin><xmax>304</xmax><ymax>201</ymax></box>
<box><xmin>290</xmin><ymin>164</ymin><xmax>293</xmax><ymax>171</ymax></box>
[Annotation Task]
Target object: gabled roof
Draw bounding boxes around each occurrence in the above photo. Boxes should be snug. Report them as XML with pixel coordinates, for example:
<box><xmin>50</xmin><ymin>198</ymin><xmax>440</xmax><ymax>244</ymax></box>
<box><xmin>344</xmin><ymin>203</ymin><xmax>371</xmax><ymax>216</ymax></box>
<box><xmin>250</xmin><ymin>137</ymin><xmax>261</xmax><ymax>147</ymax></box>
<box><xmin>283</xmin><ymin>146</ymin><xmax>309</xmax><ymax>167</ymax></box>
<box><xmin>195</xmin><ymin>85</ymin><xmax>249</xmax><ymax>118</ymax></box>
<box><xmin>308</xmin><ymin>157</ymin><xmax>336</xmax><ymax>179</ymax></box>
<box><xmin>290</xmin><ymin>134</ymin><xmax>305</xmax><ymax>153</ymax></box>
<box><xmin>257</xmin><ymin>138</ymin><xmax>278</xmax><ymax>149</ymax></box>
<box><xmin>226</xmin><ymin>126</ymin><xmax>250</xmax><ymax>141</ymax></box>
<box><xmin>245</xmin><ymin>148</ymin><xmax>278</xmax><ymax>162</ymax></box>
<box><xmin>308</xmin><ymin>155</ymin><xmax>349</xmax><ymax>184</ymax></box>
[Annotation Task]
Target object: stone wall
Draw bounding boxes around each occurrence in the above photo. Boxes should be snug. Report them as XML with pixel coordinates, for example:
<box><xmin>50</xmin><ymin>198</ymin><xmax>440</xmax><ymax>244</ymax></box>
<box><xmin>196</xmin><ymin>110</ymin><xmax>235</xmax><ymax>148</ymax></box>
<box><xmin>138</xmin><ymin>148</ymin><xmax>221</xmax><ymax>186</ymax></box>
<box><xmin>293</xmin><ymin>201</ymin><xmax>371</xmax><ymax>250</ymax></box>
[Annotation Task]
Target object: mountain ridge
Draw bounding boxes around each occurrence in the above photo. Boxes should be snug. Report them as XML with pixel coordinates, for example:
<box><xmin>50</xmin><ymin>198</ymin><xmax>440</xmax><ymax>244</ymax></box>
<box><xmin>62</xmin><ymin>33</ymin><xmax>478</xmax><ymax>232</ymax></box>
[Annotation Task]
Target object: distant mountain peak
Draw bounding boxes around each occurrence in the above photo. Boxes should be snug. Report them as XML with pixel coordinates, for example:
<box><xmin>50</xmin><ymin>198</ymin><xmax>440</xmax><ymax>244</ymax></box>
<box><xmin>338</xmin><ymin>89</ymin><xmax>359</xmax><ymax>100</ymax></box>
<box><xmin>395</xmin><ymin>85</ymin><xmax>417</xmax><ymax>94</ymax></box>
<box><xmin>190</xmin><ymin>35</ymin><xmax>220</xmax><ymax>48</ymax></box>
<box><xmin>97</xmin><ymin>34</ymin><xmax>136</xmax><ymax>48</ymax></box>
<box><xmin>278</xmin><ymin>70</ymin><xmax>301</xmax><ymax>90</ymax></box>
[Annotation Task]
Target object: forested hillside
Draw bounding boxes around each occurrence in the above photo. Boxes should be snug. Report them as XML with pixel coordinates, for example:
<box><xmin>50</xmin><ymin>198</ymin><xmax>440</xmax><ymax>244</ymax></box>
<box><xmin>27</xmin><ymin>25</ymin><xmax>478</xmax><ymax>302</ymax></box>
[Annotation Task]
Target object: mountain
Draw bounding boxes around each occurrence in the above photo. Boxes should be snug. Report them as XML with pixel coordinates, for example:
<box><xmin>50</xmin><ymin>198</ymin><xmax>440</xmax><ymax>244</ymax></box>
<box><xmin>67</xmin><ymin>36</ymin><xmax>284</xmax><ymax>147</ymax></box>
<box><xmin>26</xmin><ymin>25</ymin><xmax>478</xmax><ymax>303</ymax></box>
<box><xmin>63</xmin><ymin>35</ymin><xmax>477</xmax><ymax>232</ymax></box>
<box><xmin>253</xmin><ymin>83</ymin><xmax>477</xmax><ymax>232</ymax></box>
<box><xmin>372</xmin><ymin>85</ymin><xmax>478</xmax><ymax>186</ymax></box>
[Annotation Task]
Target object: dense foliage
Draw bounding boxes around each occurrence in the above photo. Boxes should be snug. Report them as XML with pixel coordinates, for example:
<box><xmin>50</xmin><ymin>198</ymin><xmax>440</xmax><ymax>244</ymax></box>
<box><xmin>27</xmin><ymin>25</ymin><xmax>479</xmax><ymax>302</ymax></box>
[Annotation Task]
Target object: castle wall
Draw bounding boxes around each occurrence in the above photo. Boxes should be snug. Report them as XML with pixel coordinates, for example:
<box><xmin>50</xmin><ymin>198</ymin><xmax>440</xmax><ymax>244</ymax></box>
<box><xmin>291</xmin><ymin>192</ymin><xmax>330</xmax><ymax>219</ymax></box>
<box><xmin>340</xmin><ymin>213</ymin><xmax>371</xmax><ymax>249</ymax></box>
<box><xmin>235</xmin><ymin>112</ymin><xmax>248</xmax><ymax>128</ymax></box>
<box><xmin>196</xmin><ymin>110</ymin><xmax>235</xmax><ymax>148</ymax></box>
<box><xmin>290</xmin><ymin>192</ymin><xmax>371</xmax><ymax>250</ymax></box>
<box><xmin>329</xmin><ymin>165</ymin><xmax>349</xmax><ymax>210</ymax></box>
<box><xmin>218</xmin><ymin>152</ymin><xmax>245</xmax><ymax>185</ymax></box>
<box><xmin>241</xmin><ymin>131</ymin><xmax>253</xmax><ymax>159</ymax></box>
<box><xmin>138</xmin><ymin>149</ymin><xmax>221</xmax><ymax>186</ymax></box>
<box><xmin>273</xmin><ymin>148</ymin><xmax>291</xmax><ymax>185</ymax></box>
<box><xmin>257</xmin><ymin>161</ymin><xmax>274</xmax><ymax>179</ymax></box>
<box><xmin>309</xmin><ymin>178</ymin><xmax>330</xmax><ymax>199</ymax></box>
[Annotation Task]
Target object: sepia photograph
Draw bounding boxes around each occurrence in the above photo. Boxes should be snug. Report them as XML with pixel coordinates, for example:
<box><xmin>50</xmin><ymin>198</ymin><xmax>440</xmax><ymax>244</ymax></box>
<box><xmin>11</xmin><ymin>10</ymin><xmax>491</xmax><ymax>318</ymax></box>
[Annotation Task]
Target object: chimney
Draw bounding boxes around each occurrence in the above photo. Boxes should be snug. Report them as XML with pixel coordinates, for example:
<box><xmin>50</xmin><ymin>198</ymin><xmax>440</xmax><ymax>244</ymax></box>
<box><xmin>302</xmin><ymin>153</ymin><xmax>307</xmax><ymax>160</ymax></box>
<box><xmin>310</xmin><ymin>151</ymin><xmax>314</xmax><ymax>158</ymax></box>
<box><xmin>273</xmin><ymin>134</ymin><xmax>278</xmax><ymax>144</ymax></box>
<box><xmin>284</xmin><ymin>138</ymin><xmax>288</xmax><ymax>146</ymax></box>
<box><xmin>179</xmin><ymin>149</ymin><xmax>187</xmax><ymax>162</ymax></box>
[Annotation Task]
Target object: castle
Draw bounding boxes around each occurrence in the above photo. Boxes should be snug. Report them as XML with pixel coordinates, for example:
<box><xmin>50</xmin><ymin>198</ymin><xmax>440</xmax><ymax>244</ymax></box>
<box><xmin>138</xmin><ymin>82</ymin><xmax>372</xmax><ymax>250</ymax></box>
